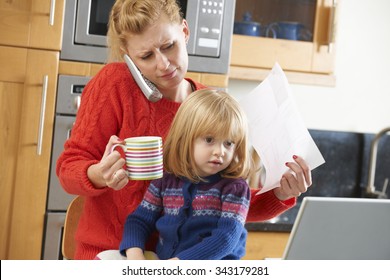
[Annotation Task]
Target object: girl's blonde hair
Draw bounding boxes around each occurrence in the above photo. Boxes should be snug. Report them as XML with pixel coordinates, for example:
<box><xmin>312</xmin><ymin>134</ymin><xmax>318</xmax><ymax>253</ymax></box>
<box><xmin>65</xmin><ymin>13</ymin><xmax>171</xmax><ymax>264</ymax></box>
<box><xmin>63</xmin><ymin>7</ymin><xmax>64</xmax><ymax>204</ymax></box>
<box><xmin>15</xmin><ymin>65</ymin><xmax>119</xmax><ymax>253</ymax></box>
<box><xmin>107</xmin><ymin>0</ymin><xmax>183</xmax><ymax>62</ymax></box>
<box><xmin>163</xmin><ymin>89</ymin><xmax>252</xmax><ymax>182</ymax></box>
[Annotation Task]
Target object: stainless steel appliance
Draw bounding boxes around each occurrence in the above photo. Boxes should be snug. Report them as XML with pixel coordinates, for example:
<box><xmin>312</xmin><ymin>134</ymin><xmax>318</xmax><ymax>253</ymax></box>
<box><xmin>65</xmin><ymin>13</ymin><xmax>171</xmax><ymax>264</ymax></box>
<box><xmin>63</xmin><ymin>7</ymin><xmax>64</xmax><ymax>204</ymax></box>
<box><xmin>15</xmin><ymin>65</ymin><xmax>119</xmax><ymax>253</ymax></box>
<box><xmin>42</xmin><ymin>75</ymin><xmax>91</xmax><ymax>259</ymax></box>
<box><xmin>61</xmin><ymin>0</ymin><xmax>236</xmax><ymax>74</ymax></box>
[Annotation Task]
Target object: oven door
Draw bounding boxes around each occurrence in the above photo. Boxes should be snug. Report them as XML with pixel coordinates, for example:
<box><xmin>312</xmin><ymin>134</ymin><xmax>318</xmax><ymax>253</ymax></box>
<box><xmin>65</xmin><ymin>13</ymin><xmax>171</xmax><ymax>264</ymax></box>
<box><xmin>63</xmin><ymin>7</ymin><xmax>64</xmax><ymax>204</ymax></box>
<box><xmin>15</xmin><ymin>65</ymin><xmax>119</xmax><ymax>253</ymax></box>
<box><xmin>75</xmin><ymin>0</ymin><xmax>115</xmax><ymax>47</ymax></box>
<box><xmin>42</xmin><ymin>212</ymin><xmax>66</xmax><ymax>260</ymax></box>
<box><xmin>61</xmin><ymin>0</ymin><xmax>109</xmax><ymax>63</ymax></box>
<box><xmin>43</xmin><ymin>105</ymin><xmax>78</xmax><ymax>260</ymax></box>
<box><xmin>47</xmin><ymin>115</ymin><xmax>77</xmax><ymax>211</ymax></box>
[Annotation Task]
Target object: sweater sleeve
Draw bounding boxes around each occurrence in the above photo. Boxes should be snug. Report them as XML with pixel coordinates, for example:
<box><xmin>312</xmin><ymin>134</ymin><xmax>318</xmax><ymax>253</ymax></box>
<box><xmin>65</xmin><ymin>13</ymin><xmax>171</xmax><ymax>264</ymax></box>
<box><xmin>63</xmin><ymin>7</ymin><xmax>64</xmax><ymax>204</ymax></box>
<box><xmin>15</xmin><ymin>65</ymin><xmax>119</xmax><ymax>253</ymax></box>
<box><xmin>246</xmin><ymin>189</ymin><xmax>296</xmax><ymax>222</ymax></box>
<box><xmin>119</xmin><ymin>180</ymin><xmax>163</xmax><ymax>255</ymax></box>
<box><xmin>176</xmin><ymin>180</ymin><xmax>250</xmax><ymax>260</ymax></box>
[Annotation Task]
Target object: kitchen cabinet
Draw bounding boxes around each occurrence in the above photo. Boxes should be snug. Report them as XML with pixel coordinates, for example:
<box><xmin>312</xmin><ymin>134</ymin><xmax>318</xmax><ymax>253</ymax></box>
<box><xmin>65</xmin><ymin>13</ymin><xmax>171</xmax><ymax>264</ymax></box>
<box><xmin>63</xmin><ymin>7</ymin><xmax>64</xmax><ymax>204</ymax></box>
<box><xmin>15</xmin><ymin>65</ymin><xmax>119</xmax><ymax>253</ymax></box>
<box><xmin>0</xmin><ymin>0</ymin><xmax>65</xmax><ymax>50</ymax></box>
<box><xmin>0</xmin><ymin>0</ymin><xmax>62</xmax><ymax>260</ymax></box>
<box><xmin>0</xmin><ymin>46</ymin><xmax>58</xmax><ymax>260</ymax></box>
<box><xmin>230</xmin><ymin>0</ymin><xmax>337</xmax><ymax>86</ymax></box>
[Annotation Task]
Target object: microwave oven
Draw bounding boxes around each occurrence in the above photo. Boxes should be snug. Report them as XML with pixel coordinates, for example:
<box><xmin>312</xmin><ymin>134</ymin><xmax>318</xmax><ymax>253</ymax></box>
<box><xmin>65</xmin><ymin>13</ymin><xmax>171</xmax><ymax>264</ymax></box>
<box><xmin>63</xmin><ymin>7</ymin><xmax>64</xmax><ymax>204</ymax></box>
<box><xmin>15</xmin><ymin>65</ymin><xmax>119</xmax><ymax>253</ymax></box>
<box><xmin>60</xmin><ymin>0</ymin><xmax>236</xmax><ymax>74</ymax></box>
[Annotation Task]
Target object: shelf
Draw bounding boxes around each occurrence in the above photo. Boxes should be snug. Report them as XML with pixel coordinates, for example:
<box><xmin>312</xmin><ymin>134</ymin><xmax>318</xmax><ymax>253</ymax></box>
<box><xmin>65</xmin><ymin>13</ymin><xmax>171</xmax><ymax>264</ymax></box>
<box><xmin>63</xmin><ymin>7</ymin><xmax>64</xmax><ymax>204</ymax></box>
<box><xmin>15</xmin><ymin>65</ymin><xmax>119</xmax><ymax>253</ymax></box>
<box><xmin>229</xmin><ymin>65</ymin><xmax>336</xmax><ymax>87</ymax></box>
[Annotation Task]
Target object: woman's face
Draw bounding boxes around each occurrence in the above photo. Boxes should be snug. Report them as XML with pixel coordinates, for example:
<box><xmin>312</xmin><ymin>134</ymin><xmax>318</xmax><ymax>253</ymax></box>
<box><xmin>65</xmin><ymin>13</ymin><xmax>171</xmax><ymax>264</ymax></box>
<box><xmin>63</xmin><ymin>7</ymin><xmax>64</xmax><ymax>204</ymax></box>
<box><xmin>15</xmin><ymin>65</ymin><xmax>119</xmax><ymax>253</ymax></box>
<box><xmin>125</xmin><ymin>14</ymin><xmax>189</xmax><ymax>94</ymax></box>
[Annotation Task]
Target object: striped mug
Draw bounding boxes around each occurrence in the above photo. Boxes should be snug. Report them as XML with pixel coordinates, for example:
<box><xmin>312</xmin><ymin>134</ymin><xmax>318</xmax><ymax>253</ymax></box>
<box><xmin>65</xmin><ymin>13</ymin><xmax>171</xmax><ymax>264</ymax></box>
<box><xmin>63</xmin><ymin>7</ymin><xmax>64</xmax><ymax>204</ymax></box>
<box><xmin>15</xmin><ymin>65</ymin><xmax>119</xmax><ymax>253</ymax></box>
<box><xmin>111</xmin><ymin>136</ymin><xmax>163</xmax><ymax>180</ymax></box>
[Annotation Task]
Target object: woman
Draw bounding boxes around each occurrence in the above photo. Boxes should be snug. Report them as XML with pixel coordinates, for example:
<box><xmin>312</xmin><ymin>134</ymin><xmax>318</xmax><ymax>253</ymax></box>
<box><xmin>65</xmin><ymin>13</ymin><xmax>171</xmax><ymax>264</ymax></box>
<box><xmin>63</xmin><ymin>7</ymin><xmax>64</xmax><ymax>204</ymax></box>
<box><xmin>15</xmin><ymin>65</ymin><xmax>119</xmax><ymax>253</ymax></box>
<box><xmin>56</xmin><ymin>0</ymin><xmax>311</xmax><ymax>260</ymax></box>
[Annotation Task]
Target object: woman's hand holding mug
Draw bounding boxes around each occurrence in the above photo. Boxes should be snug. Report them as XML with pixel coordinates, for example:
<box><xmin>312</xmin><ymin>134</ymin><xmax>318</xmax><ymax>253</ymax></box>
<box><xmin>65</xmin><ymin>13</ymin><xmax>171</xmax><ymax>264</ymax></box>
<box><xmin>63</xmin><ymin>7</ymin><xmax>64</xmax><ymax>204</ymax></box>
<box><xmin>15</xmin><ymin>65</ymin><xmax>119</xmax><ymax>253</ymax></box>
<box><xmin>87</xmin><ymin>135</ymin><xmax>128</xmax><ymax>190</ymax></box>
<box><xmin>88</xmin><ymin>135</ymin><xmax>163</xmax><ymax>190</ymax></box>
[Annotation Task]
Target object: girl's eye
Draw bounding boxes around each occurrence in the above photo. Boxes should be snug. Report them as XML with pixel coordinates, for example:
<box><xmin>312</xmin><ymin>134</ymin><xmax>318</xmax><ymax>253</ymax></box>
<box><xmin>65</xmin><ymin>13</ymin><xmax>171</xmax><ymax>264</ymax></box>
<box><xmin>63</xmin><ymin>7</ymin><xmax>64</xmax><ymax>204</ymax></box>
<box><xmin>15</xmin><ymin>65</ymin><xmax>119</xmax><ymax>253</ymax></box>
<box><xmin>204</xmin><ymin>137</ymin><xmax>214</xmax><ymax>144</ymax></box>
<box><xmin>224</xmin><ymin>140</ymin><xmax>235</xmax><ymax>148</ymax></box>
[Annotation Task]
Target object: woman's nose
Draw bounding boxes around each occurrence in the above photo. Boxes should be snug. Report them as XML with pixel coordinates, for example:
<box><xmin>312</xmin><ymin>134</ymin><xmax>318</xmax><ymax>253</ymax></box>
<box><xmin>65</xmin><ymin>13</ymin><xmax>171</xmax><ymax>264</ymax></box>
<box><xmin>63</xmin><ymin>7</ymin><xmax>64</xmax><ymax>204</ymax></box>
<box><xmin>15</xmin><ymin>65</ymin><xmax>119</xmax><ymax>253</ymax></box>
<box><xmin>156</xmin><ymin>53</ymin><xmax>170</xmax><ymax>70</ymax></box>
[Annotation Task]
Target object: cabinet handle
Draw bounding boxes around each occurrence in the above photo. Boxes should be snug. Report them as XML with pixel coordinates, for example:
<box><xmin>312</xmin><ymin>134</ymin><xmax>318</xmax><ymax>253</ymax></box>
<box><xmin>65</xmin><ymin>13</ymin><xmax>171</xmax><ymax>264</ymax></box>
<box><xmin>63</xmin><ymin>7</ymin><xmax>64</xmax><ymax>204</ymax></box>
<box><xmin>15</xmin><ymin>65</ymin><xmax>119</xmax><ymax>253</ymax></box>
<box><xmin>327</xmin><ymin>0</ymin><xmax>338</xmax><ymax>53</ymax></box>
<box><xmin>49</xmin><ymin>0</ymin><xmax>56</xmax><ymax>26</ymax></box>
<box><xmin>37</xmin><ymin>75</ymin><xmax>49</xmax><ymax>156</ymax></box>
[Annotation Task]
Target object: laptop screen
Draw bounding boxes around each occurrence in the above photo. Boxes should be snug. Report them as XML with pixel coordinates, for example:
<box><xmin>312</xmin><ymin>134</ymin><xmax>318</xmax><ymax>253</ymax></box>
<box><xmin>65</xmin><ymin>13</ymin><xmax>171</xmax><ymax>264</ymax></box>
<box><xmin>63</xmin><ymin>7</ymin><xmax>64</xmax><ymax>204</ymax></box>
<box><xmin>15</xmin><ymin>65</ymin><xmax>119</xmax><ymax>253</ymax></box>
<box><xmin>282</xmin><ymin>196</ymin><xmax>390</xmax><ymax>260</ymax></box>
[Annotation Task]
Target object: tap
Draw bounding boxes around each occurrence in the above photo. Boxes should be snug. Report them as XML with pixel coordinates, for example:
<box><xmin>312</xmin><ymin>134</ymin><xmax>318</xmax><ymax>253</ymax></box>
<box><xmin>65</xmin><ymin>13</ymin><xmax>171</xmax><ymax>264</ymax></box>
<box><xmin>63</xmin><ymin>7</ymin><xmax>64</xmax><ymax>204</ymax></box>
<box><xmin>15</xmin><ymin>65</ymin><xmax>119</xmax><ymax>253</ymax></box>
<box><xmin>365</xmin><ymin>127</ymin><xmax>390</xmax><ymax>198</ymax></box>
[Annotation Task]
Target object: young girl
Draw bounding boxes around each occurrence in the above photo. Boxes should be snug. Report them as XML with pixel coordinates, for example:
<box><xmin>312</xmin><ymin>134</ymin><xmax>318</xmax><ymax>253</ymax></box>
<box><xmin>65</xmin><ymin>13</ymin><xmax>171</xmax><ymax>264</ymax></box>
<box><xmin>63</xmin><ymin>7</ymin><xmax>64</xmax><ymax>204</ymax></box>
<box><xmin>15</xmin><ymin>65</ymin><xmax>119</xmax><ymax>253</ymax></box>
<box><xmin>119</xmin><ymin>89</ymin><xmax>252</xmax><ymax>260</ymax></box>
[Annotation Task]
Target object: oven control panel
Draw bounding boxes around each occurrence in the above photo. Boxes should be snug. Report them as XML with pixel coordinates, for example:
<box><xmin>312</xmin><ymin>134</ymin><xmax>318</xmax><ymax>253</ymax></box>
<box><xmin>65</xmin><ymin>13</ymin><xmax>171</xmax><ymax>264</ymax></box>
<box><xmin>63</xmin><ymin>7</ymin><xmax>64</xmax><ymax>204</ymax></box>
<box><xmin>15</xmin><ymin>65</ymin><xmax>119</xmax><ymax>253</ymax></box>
<box><xmin>56</xmin><ymin>75</ymin><xmax>91</xmax><ymax>115</ymax></box>
<box><xmin>186</xmin><ymin>0</ymin><xmax>226</xmax><ymax>58</ymax></box>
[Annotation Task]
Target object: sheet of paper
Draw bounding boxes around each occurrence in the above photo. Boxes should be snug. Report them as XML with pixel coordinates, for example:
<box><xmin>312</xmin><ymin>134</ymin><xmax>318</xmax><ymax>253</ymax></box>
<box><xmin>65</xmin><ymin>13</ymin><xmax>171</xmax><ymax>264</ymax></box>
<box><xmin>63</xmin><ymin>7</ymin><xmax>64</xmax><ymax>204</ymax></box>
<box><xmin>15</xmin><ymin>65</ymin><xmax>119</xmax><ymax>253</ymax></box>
<box><xmin>239</xmin><ymin>63</ymin><xmax>325</xmax><ymax>194</ymax></box>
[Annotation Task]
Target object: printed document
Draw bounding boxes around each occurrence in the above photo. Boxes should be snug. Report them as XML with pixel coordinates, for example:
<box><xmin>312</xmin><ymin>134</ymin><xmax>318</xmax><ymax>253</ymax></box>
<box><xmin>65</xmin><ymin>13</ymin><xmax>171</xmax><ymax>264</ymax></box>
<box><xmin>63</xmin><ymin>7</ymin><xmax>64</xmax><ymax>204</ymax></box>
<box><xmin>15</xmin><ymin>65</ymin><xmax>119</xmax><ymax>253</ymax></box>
<box><xmin>239</xmin><ymin>63</ymin><xmax>325</xmax><ymax>194</ymax></box>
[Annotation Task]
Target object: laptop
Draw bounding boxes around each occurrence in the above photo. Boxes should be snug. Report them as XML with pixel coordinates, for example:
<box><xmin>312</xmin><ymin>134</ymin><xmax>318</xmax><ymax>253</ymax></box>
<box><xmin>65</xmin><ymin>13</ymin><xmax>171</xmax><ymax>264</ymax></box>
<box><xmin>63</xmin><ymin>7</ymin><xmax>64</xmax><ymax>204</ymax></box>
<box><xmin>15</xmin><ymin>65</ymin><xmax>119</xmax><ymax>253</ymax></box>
<box><xmin>282</xmin><ymin>196</ymin><xmax>390</xmax><ymax>260</ymax></box>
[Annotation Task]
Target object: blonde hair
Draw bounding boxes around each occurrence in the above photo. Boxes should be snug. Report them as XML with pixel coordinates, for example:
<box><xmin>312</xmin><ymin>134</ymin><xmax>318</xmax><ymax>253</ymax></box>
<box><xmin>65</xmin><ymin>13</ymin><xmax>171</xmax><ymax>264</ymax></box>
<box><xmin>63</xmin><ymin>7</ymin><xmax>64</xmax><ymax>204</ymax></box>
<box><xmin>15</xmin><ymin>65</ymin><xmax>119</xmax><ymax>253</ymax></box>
<box><xmin>163</xmin><ymin>89</ymin><xmax>252</xmax><ymax>182</ymax></box>
<box><xmin>107</xmin><ymin>0</ymin><xmax>183</xmax><ymax>62</ymax></box>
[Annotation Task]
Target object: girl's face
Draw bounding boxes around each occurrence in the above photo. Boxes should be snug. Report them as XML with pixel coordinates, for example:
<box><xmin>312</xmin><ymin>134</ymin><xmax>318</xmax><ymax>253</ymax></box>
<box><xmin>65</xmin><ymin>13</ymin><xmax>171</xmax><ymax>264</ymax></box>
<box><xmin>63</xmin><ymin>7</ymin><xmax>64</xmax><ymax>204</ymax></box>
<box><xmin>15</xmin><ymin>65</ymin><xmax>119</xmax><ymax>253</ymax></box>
<box><xmin>125</xmin><ymin>14</ymin><xmax>189</xmax><ymax>95</ymax></box>
<box><xmin>193</xmin><ymin>135</ymin><xmax>236</xmax><ymax>177</ymax></box>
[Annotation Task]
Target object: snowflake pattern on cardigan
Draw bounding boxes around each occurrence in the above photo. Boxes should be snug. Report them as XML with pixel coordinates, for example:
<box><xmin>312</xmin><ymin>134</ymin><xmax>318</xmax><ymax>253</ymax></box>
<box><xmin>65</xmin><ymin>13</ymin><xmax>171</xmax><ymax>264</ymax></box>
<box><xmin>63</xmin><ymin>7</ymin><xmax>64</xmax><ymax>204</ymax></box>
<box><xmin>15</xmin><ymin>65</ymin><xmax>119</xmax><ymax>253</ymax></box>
<box><xmin>142</xmin><ymin>176</ymin><xmax>249</xmax><ymax>224</ymax></box>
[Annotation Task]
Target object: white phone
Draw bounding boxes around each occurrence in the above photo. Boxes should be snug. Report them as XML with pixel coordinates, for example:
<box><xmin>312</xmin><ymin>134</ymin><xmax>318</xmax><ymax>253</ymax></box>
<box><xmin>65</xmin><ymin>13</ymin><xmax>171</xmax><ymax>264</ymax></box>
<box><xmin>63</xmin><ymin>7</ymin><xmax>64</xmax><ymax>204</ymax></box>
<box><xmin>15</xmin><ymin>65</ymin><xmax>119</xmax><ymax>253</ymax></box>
<box><xmin>124</xmin><ymin>54</ymin><xmax>162</xmax><ymax>102</ymax></box>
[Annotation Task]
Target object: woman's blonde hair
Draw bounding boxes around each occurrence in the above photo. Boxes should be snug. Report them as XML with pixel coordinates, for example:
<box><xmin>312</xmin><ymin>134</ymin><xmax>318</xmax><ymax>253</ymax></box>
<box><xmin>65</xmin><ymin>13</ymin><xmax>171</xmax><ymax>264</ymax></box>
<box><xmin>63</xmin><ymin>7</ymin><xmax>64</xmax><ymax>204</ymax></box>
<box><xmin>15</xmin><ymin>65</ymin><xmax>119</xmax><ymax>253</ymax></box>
<box><xmin>107</xmin><ymin>0</ymin><xmax>183</xmax><ymax>62</ymax></box>
<box><xmin>163</xmin><ymin>89</ymin><xmax>252</xmax><ymax>182</ymax></box>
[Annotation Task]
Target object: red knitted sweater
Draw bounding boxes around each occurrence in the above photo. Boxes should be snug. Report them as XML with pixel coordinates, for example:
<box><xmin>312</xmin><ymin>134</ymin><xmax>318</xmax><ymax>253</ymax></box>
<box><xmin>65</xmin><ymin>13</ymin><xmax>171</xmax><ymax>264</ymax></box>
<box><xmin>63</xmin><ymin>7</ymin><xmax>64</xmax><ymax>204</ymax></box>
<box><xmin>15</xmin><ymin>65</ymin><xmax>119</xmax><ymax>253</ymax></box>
<box><xmin>56</xmin><ymin>63</ymin><xmax>295</xmax><ymax>260</ymax></box>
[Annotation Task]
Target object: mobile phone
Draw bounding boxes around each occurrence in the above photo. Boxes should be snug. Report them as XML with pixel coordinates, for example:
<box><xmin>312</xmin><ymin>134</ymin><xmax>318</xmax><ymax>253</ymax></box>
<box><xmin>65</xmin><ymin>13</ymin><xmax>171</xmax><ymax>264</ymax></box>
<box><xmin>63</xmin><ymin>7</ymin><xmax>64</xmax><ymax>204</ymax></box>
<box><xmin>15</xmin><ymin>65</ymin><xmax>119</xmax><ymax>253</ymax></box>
<box><xmin>124</xmin><ymin>54</ymin><xmax>162</xmax><ymax>102</ymax></box>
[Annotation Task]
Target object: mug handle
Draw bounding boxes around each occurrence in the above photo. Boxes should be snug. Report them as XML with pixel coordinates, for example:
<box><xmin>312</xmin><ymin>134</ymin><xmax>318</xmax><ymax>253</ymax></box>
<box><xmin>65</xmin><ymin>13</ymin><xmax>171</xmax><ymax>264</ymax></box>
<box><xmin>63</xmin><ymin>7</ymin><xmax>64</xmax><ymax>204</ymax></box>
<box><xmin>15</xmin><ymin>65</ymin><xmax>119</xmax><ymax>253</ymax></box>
<box><xmin>265</xmin><ymin>23</ymin><xmax>278</xmax><ymax>38</ymax></box>
<box><xmin>110</xmin><ymin>143</ymin><xmax>126</xmax><ymax>154</ymax></box>
<box><xmin>299</xmin><ymin>27</ymin><xmax>313</xmax><ymax>41</ymax></box>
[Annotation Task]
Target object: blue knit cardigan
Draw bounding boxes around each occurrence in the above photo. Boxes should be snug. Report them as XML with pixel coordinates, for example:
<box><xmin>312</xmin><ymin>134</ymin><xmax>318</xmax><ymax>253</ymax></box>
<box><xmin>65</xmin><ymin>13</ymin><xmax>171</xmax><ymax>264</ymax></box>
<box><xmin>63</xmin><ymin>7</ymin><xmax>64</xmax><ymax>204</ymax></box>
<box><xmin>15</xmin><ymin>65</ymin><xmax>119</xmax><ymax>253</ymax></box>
<box><xmin>119</xmin><ymin>172</ymin><xmax>250</xmax><ymax>260</ymax></box>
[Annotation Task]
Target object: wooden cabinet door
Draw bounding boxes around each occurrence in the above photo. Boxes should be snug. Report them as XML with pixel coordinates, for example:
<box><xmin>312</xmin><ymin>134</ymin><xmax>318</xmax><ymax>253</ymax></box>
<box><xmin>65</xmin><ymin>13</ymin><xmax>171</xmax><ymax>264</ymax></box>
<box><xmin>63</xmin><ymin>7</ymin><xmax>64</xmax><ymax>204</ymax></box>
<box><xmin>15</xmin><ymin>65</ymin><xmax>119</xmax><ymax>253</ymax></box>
<box><xmin>0</xmin><ymin>46</ymin><xmax>58</xmax><ymax>259</ymax></box>
<box><xmin>230</xmin><ymin>0</ymin><xmax>337</xmax><ymax>78</ymax></box>
<box><xmin>0</xmin><ymin>47</ymin><xmax>26</xmax><ymax>260</ymax></box>
<box><xmin>311</xmin><ymin>0</ymin><xmax>337</xmax><ymax>73</ymax></box>
<box><xmin>0</xmin><ymin>0</ymin><xmax>65</xmax><ymax>50</ymax></box>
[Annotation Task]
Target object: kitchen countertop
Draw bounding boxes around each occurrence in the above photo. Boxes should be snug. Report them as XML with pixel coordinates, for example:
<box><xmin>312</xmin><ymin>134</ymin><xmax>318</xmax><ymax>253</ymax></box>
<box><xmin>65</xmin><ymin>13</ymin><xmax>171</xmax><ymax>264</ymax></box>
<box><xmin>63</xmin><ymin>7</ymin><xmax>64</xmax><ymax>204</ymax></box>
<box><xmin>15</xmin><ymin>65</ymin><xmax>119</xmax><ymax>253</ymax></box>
<box><xmin>245</xmin><ymin>202</ymin><xmax>300</xmax><ymax>232</ymax></box>
<box><xmin>245</xmin><ymin>222</ymin><xmax>293</xmax><ymax>232</ymax></box>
